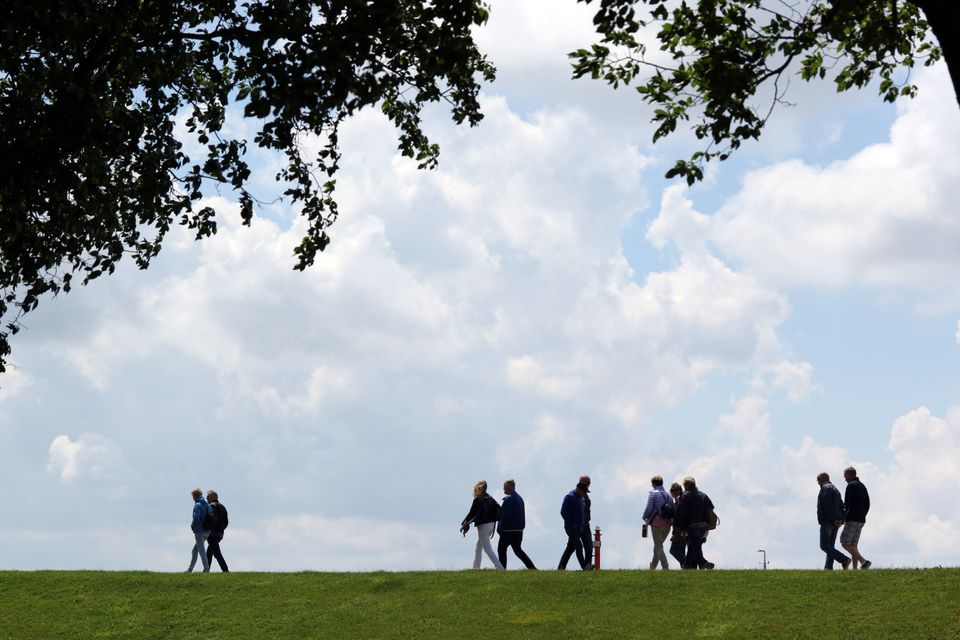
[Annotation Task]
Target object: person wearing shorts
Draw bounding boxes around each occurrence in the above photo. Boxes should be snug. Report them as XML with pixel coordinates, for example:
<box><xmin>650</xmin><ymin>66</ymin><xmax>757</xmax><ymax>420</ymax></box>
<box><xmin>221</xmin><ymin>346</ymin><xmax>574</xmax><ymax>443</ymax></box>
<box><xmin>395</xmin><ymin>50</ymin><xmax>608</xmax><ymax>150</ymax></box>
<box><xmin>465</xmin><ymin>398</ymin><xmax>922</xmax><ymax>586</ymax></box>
<box><xmin>841</xmin><ymin>466</ymin><xmax>872</xmax><ymax>569</ymax></box>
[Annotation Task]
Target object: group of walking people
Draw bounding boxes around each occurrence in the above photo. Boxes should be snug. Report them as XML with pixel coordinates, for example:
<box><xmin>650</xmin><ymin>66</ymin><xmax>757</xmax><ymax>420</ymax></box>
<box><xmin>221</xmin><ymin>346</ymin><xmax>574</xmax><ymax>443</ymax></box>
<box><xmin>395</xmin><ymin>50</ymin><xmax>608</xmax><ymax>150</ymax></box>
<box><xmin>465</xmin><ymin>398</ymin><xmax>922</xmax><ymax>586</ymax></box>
<box><xmin>460</xmin><ymin>474</ymin><xmax>719</xmax><ymax>570</ymax></box>
<box><xmin>186</xmin><ymin>487</ymin><xmax>230</xmax><ymax>573</ymax></box>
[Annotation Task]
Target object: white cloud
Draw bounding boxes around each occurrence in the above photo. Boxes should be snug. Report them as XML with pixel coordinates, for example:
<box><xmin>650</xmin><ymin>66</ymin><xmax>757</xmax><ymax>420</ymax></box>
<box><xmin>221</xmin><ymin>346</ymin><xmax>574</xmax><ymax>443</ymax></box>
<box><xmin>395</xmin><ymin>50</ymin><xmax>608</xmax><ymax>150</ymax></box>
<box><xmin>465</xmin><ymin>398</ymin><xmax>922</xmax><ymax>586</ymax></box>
<box><xmin>0</xmin><ymin>368</ymin><xmax>29</xmax><ymax>402</ymax></box>
<box><xmin>648</xmin><ymin>67</ymin><xmax>960</xmax><ymax>294</ymax></box>
<box><xmin>751</xmin><ymin>360</ymin><xmax>819</xmax><ymax>402</ymax></box>
<box><xmin>47</xmin><ymin>434</ymin><xmax>123</xmax><ymax>483</ymax></box>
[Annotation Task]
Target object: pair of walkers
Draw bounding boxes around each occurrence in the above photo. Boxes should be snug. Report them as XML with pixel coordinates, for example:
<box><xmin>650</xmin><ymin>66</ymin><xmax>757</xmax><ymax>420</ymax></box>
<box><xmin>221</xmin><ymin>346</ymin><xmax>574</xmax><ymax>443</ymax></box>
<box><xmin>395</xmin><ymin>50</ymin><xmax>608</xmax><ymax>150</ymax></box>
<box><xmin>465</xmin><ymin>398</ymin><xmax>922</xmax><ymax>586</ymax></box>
<box><xmin>643</xmin><ymin>475</ymin><xmax>716</xmax><ymax>570</ymax></box>
<box><xmin>460</xmin><ymin>479</ymin><xmax>537</xmax><ymax>570</ymax></box>
<box><xmin>817</xmin><ymin>467</ymin><xmax>872</xmax><ymax>570</ymax></box>
<box><xmin>187</xmin><ymin>487</ymin><xmax>230</xmax><ymax>573</ymax></box>
<box><xmin>558</xmin><ymin>476</ymin><xmax>594</xmax><ymax>570</ymax></box>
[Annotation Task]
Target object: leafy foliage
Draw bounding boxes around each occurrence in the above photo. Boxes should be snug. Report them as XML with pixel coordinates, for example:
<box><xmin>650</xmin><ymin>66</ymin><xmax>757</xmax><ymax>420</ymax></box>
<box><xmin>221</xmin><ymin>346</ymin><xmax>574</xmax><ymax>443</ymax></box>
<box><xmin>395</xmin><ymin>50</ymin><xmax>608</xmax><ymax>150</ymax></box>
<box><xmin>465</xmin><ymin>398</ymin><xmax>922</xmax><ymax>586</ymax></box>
<box><xmin>571</xmin><ymin>0</ymin><xmax>944</xmax><ymax>184</ymax></box>
<box><xmin>0</xmin><ymin>0</ymin><xmax>494</xmax><ymax>371</ymax></box>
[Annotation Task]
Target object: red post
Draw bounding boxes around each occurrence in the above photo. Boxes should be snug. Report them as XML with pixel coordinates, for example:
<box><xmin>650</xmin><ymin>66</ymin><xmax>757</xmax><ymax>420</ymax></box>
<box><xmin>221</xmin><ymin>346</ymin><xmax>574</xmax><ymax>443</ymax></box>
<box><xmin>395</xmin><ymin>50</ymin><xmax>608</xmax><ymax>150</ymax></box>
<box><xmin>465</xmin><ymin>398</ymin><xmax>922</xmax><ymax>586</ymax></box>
<box><xmin>593</xmin><ymin>526</ymin><xmax>602</xmax><ymax>570</ymax></box>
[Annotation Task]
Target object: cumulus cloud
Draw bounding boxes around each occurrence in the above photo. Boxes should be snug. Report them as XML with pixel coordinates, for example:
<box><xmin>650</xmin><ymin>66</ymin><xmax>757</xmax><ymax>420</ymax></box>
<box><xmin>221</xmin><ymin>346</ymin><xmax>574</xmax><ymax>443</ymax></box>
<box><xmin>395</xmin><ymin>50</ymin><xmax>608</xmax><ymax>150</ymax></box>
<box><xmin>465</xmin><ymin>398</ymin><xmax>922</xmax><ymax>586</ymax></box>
<box><xmin>47</xmin><ymin>434</ymin><xmax>124</xmax><ymax>483</ymax></box>
<box><xmin>648</xmin><ymin>66</ymin><xmax>960</xmax><ymax>294</ymax></box>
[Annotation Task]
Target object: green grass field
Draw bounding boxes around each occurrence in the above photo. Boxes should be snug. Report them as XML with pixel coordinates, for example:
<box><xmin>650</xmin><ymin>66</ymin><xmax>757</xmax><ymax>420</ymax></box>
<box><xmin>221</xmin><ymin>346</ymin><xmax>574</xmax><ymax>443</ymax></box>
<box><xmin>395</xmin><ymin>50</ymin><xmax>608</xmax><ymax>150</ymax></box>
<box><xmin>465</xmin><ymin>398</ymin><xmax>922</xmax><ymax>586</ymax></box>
<box><xmin>1</xmin><ymin>568</ymin><xmax>958</xmax><ymax>639</ymax></box>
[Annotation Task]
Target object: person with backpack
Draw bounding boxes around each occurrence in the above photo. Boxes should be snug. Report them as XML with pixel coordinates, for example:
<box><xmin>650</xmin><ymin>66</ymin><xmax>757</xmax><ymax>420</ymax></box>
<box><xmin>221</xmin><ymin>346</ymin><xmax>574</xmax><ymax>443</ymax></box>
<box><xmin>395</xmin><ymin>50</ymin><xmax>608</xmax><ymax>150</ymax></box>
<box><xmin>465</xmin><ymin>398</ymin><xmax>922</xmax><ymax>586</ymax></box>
<box><xmin>460</xmin><ymin>480</ymin><xmax>504</xmax><ymax>569</ymax></box>
<box><xmin>642</xmin><ymin>475</ymin><xmax>675</xmax><ymax>570</ymax></box>
<box><xmin>674</xmin><ymin>476</ymin><xmax>716</xmax><ymax>570</ymax></box>
<box><xmin>186</xmin><ymin>487</ymin><xmax>211</xmax><ymax>573</ymax></box>
<box><xmin>205</xmin><ymin>490</ymin><xmax>230</xmax><ymax>573</ymax></box>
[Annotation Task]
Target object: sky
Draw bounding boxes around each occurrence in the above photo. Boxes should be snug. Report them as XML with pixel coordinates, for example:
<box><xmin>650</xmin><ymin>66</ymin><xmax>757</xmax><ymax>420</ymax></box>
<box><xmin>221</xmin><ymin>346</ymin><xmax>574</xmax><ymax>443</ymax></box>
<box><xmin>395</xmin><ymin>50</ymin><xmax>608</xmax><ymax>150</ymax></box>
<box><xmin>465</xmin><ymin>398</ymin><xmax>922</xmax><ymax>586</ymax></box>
<box><xmin>2</xmin><ymin>1</ymin><xmax>959</xmax><ymax>572</ymax></box>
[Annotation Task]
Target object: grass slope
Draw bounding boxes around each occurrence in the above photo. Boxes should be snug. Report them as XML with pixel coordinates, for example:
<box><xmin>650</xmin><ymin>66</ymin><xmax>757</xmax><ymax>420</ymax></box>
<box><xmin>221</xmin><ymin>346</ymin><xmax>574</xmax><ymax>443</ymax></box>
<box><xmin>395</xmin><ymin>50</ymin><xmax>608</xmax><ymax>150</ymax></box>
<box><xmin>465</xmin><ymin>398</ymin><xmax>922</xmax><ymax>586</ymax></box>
<box><xmin>1</xmin><ymin>569</ymin><xmax>958</xmax><ymax>639</ymax></box>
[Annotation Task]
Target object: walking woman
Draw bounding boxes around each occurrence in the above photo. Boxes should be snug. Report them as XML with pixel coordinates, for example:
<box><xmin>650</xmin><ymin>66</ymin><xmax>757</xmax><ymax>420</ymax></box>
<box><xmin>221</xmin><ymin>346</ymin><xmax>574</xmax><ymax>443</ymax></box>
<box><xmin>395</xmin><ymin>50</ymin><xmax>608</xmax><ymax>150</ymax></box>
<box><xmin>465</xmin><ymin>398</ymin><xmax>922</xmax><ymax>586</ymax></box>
<box><xmin>460</xmin><ymin>480</ymin><xmax>505</xmax><ymax>569</ymax></box>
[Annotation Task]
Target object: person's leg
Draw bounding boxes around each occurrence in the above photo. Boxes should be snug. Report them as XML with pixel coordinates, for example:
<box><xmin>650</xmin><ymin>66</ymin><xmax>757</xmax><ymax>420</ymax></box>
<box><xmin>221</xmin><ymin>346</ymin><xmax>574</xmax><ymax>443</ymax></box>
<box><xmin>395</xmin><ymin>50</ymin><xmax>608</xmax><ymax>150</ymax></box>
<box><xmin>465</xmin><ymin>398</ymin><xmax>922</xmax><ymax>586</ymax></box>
<box><xmin>820</xmin><ymin>524</ymin><xmax>848</xmax><ymax>569</ymax></box>
<box><xmin>207</xmin><ymin>535</ymin><xmax>229</xmax><ymax>572</ymax></box>
<box><xmin>198</xmin><ymin>532</ymin><xmax>210</xmax><ymax>572</ymax></box>
<box><xmin>652</xmin><ymin>526</ymin><xmax>670</xmax><ymax>569</ymax></box>
<box><xmin>511</xmin><ymin>533</ymin><xmax>537</xmax><ymax>569</ymax></box>
<box><xmin>477</xmin><ymin>523</ymin><xmax>504</xmax><ymax>569</ymax></box>
<box><xmin>669</xmin><ymin>531</ymin><xmax>686</xmax><ymax>567</ymax></box>
<box><xmin>497</xmin><ymin>533</ymin><xmax>510</xmax><ymax>569</ymax></box>
<box><xmin>685</xmin><ymin>529</ymin><xmax>705</xmax><ymax>569</ymax></box>
<box><xmin>841</xmin><ymin>522</ymin><xmax>866</xmax><ymax>568</ymax></box>
<box><xmin>473</xmin><ymin>527</ymin><xmax>484</xmax><ymax>568</ymax></box>
<box><xmin>188</xmin><ymin>538</ymin><xmax>199</xmax><ymax>572</ymax></box>
<box><xmin>580</xmin><ymin>526</ymin><xmax>593</xmax><ymax>568</ymax></box>
<box><xmin>558</xmin><ymin>527</ymin><xmax>576</xmax><ymax>569</ymax></box>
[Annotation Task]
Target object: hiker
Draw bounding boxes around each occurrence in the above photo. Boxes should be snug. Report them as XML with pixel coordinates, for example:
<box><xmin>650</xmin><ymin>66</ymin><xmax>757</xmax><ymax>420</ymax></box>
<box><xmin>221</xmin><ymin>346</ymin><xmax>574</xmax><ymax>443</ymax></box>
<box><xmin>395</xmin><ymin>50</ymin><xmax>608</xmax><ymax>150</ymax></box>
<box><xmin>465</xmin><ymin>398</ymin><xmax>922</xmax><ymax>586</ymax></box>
<box><xmin>205</xmin><ymin>490</ymin><xmax>230</xmax><ymax>573</ymax></box>
<box><xmin>460</xmin><ymin>480</ymin><xmax>504</xmax><ymax>569</ymax></box>
<box><xmin>667</xmin><ymin>482</ymin><xmax>687</xmax><ymax>567</ymax></box>
<box><xmin>674</xmin><ymin>476</ymin><xmax>716</xmax><ymax>570</ymax></box>
<box><xmin>558</xmin><ymin>481</ymin><xmax>590</xmax><ymax>570</ymax></box>
<box><xmin>816</xmin><ymin>472</ymin><xmax>851</xmax><ymax>570</ymax></box>
<box><xmin>642</xmin><ymin>475</ymin><xmax>674</xmax><ymax>570</ymax></box>
<box><xmin>840</xmin><ymin>467</ymin><xmax>872</xmax><ymax>569</ymax></box>
<box><xmin>497</xmin><ymin>479</ymin><xmax>537</xmax><ymax>569</ymax></box>
<box><xmin>579</xmin><ymin>474</ymin><xmax>594</xmax><ymax>569</ymax></box>
<box><xmin>187</xmin><ymin>487</ymin><xmax>211</xmax><ymax>573</ymax></box>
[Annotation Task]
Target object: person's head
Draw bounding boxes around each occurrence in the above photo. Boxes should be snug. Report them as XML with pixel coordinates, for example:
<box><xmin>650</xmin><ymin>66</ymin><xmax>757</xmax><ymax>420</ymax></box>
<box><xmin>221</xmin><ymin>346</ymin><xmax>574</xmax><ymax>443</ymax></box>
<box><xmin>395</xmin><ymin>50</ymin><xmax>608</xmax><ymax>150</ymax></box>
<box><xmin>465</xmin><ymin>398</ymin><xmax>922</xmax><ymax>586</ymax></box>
<box><xmin>472</xmin><ymin>480</ymin><xmax>488</xmax><ymax>498</ymax></box>
<box><xmin>669</xmin><ymin>482</ymin><xmax>683</xmax><ymax>498</ymax></box>
<box><xmin>503</xmin><ymin>479</ymin><xmax>516</xmax><ymax>494</ymax></box>
<box><xmin>844</xmin><ymin>466</ymin><xmax>857</xmax><ymax>481</ymax></box>
<box><xmin>817</xmin><ymin>472</ymin><xmax>830</xmax><ymax>485</ymax></box>
<box><xmin>206</xmin><ymin>490</ymin><xmax>219</xmax><ymax>503</ymax></box>
<box><xmin>190</xmin><ymin>487</ymin><xmax>202</xmax><ymax>501</ymax></box>
<box><xmin>651</xmin><ymin>475</ymin><xmax>664</xmax><ymax>488</ymax></box>
<box><xmin>682</xmin><ymin>476</ymin><xmax>696</xmax><ymax>491</ymax></box>
<box><xmin>579</xmin><ymin>474</ymin><xmax>591</xmax><ymax>487</ymax></box>
<box><xmin>576</xmin><ymin>481</ymin><xmax>590</xmax><ymax>496</ymax></box>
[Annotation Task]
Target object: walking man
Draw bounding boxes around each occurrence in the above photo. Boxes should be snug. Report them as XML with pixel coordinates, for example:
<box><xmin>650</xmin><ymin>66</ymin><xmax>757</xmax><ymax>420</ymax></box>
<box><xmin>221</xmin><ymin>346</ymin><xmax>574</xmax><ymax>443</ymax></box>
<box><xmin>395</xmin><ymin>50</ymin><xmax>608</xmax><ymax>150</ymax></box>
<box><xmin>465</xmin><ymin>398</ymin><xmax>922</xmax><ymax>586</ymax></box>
<box><xmin>817</xmin><ymin>472</ymin><xmax>851</xmax><ymax>570</ymax></box>
<box><xmin>674</xmin><ymin>476</ymin><xmax>715</xmax><ymax>570</ymax></box>
<box><xmin>187</xmin><ymin>487</ymin><xmax>211</xmax><ymax>573</ymax></box>
<box><xmin>558</xmin><ymin>481</ymin><xmax>589</xmax><ymax>570</ymax></box>
<box><xmin>205</xmin><ymin>490</ymin><xmax>230</xmax><ymax>572</ymax></box>
<box><xmin>841</xmin><ymin>467</ymin><xmax>872</xmax><ymax>569</ymax></box>
<box><xmin>579</xmin><ymin>474</ymin><xmax>594</xmax><ymax>569</ymax></box>
<box><xmin>643</xmin><ymin>475</ymin><xmax>674</xmax><ymax>569</ymax></box>
<box><xmin>497</xmin><ymin>479</ymin><xmax>537</xmax><ymax>569</ymax></box>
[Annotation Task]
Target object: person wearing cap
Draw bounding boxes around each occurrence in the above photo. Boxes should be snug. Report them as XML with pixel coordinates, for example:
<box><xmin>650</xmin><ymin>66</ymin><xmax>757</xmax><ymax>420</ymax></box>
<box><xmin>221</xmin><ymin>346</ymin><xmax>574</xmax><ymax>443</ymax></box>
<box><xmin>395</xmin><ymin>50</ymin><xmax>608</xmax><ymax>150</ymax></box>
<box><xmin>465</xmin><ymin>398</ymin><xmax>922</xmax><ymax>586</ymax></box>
<box><xmin>558</xmin><ymin>482</ymin><xmax>590</xmax><ymax>570</ymax></box>
<box><xmin>579</xmin><ymin>474</ymin><xmax>594</xmax><ymax>569</ymax></box>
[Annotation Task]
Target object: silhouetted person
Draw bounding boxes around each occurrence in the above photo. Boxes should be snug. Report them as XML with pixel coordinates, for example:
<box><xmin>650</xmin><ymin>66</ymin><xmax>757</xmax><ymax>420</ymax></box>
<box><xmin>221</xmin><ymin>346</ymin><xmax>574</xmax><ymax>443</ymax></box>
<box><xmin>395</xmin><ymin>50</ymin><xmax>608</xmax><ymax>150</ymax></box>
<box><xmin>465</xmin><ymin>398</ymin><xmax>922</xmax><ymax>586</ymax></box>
<box><xmin>558</xmin><ymin>482</ymin><xmax>589</xmax><ymax>570</ymax></box>
<box><xmin>497</xmin><ymin>479</ymin><xmax>537</xmax><ymax>569</ymax></box>
<box><xmin>205</xmin><ymin>490</ymin><xmax>230</xmax><ymax>572</ymax></box>
<box><xmin>186</xmin><ymin>487</ymin><xmax>211</xmax><ymax>573</ymax></box>
<box><xmin>817</xmin><ymin>472</ymin><xmax>850</xmax><ymax>570</ymax></box>
<box><xmin>579</xmin><ymin>474</ymin><xmax>594</xmax><ymax>568</ymax></box>
<box><xmin>840</xmin><ymin>467</ymin><xmax>871</xmax><ymax>569</ymax></box>
<box><xmin>667</xmin><ymin>482</ymin><xmax>687</xmax><ymax>566</ymax></box>
<box><xmin>460</xmin><ymin>480</ymin><xmax>504</xmax><ymax>569</ymax></box>
<box><xmin>674</xmin><ymin>476</ymin><xmax>715</xmax><ymax>570</ymax></box>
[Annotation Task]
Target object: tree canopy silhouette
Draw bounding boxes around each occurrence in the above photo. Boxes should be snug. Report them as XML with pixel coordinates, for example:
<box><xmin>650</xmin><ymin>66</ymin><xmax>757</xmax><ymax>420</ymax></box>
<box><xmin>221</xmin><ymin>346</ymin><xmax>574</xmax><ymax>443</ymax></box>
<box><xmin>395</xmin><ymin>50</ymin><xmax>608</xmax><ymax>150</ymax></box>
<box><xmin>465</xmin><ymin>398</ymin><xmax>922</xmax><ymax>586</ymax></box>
<box><xmin>572</xmin><ymin>0</ymin><xmax>957</xmax><ymax>183</ymax></box>
<box><xmin>0</xmin><ymin>0</ymin><xmax>494</xmax><ymax>371</ymax></box>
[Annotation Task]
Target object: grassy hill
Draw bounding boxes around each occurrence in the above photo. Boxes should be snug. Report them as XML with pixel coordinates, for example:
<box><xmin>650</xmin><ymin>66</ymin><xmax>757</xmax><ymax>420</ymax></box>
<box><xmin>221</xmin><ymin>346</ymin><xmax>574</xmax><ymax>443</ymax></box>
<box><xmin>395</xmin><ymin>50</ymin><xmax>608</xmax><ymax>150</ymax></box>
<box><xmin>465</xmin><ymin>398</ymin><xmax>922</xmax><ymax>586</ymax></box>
<box><xmin>1</xmin><ymin>568</ymin><xmax>958</xmax><ymax>638</ymax></box>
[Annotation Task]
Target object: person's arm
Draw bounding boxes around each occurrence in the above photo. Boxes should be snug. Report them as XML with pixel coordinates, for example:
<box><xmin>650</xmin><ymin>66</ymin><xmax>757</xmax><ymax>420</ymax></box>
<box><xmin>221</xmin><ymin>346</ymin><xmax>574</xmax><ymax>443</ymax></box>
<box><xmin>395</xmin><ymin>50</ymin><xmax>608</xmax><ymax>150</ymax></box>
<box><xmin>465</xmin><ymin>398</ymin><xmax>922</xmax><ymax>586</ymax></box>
<box><xmin>642</xmin><ymin>491</ymin><xmax>656</xmax><ymax>524</ymax></box>
<box><xmin>863</xmin><ymin>484</ymin><xmax>870</xmax><ymax>517</ymax></box>
<box><xmin>462</xmin><ymin>498</ymin><xmax>481</xmax><ymax>528</ymax></box>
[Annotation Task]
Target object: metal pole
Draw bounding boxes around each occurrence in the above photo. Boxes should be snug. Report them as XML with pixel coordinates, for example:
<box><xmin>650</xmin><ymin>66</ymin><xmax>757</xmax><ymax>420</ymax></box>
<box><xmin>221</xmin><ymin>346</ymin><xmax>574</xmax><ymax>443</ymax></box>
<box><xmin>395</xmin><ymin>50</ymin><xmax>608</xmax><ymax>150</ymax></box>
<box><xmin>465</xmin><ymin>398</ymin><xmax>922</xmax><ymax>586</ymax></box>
<box><xmin>757</xmin><ymin>549</ymin><xmax>767</xmax><ymax>569</ymax></box>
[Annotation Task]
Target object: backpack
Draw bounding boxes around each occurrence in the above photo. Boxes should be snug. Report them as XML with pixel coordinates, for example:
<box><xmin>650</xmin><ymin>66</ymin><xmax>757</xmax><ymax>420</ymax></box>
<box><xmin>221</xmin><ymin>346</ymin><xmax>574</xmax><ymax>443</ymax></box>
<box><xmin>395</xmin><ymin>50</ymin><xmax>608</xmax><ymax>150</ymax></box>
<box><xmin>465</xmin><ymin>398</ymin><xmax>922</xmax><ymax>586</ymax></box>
<box><xmin>707</xmin><ymin>507</ymin><xmax>719</xmax><ymax>530</ymax></box>
<box><xmin>659</xmin><ymin>499</ymin><xmax>675</xmax><ymax>520</ymax></box>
